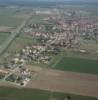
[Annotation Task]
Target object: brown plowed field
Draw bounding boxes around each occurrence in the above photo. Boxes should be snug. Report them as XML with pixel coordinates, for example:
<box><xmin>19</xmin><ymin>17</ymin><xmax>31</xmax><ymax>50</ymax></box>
<box><xmin>26</xmin><ymin>66</ymin><xmax>98</xmax><ymax>98</ymax></box>
<box><xmin>0</xmin><ymin>26</ymin><xmax>14</xmax><ymax>32</ymax></box>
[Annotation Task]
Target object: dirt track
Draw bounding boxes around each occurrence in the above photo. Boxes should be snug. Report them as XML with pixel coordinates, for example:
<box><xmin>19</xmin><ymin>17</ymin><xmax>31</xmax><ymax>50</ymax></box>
<box><xmin>26</xmin><ymin>66</ymin><xmax>98</xmax><ymax>98</ymax></box>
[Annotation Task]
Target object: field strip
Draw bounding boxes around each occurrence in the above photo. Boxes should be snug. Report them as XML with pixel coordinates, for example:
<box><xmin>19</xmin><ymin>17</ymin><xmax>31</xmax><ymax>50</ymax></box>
<box><xmin>26</xmin><ymin>66</ymin><xmax>98</xmax><ymax>98</ymax></box>
<box><xmin>28</xmin><ymin>65</ymin><xmax>98</xmax><ymax>82</ymax></box>
<box><xmin>27</xmin><ymin>79</ymin><xmax>98</xmax><ymax>98</ymax></box>
<box><xmin>0</xmin><ymin>26</ymin><xmax>14</xmax><ymax>32</ymax></box>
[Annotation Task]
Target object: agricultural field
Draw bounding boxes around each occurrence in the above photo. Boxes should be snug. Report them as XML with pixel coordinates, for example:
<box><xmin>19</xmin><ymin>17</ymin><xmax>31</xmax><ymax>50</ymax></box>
<box><xmin>0</xmin><ymin>32</ymin><xmax>11</xmax><ymax>45</ymax></box>
<box><xmin>54</xmin><ymin>57</ymin><xmax>98</xmax><ymax>74</ymax></box>
<box><xmin>49</xmin><ymin>49</ymin><xmax>98</xmax><ymax>75</ymax></box>
<box><xmin>0</xmin><ymin>6</ymin><xmax>32</xmax><ymax>27</ymax></box>
<box><xmin>0</xmin><ymin>87</ymin><xmax>97</xmax><ymax>100</ymax></box>
<box><xmin>80</xmin><ymin>40</ymin><xmax>98</xmax><ymax>51</ymax></box>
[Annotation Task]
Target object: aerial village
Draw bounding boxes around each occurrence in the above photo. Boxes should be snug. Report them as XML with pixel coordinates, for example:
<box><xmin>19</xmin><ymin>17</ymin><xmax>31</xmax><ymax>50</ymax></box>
<box><xmin>0</xmin><ymin>10</ymin><xmax>98</xmax><ymax>87</ymax></box>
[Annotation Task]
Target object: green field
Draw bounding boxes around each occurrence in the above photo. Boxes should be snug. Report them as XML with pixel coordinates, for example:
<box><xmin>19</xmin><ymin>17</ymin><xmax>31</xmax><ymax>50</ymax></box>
<box><xmin>53</xmin><ymin>57</ymin><xmax>98</xmax><ymax>74</ymax></box>
<box><xmin>0</xmin><ymin>7</ymin><xmax>32</xmax><ymax>27</ymax></box>
<box><xmin>0</xmin><ymin>32</ymin><xmax>11</xmax><ymax>45</ymax></box>
<box><xmin>49</xmin><ymin>49</ymin><xmax>98</xmax><ymax>74</ymax></box>
<box><xmin>0</xmin><ymin>87</ymin><xmax>97</xmax><ymax>100</ymax></box>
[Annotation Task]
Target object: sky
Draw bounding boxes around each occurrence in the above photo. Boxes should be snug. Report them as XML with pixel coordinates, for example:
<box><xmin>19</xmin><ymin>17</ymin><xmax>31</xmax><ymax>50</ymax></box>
<box><xmin>0</xmin><ymin>0</ymin><xmax>98</xmax><ymax>3</ymax></box>
<box><xmin>0</xmin><ymin>0</ymin><xmax>73</xmax><ymax>2</ymax></box>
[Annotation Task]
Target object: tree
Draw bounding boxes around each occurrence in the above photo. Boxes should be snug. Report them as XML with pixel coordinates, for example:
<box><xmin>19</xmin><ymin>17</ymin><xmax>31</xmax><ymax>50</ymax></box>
<box><xmin>65</xmin><ymin>96</ymin><xmax>71</xmax><ymax>100</ymax></box>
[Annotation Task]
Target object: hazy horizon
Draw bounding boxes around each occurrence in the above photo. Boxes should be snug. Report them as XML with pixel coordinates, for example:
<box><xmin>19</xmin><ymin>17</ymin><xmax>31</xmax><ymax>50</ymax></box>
<box><xmin>0</xmin><ymin>0</ymin><xmax>98</xmax><ymax>2</ymax></box>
